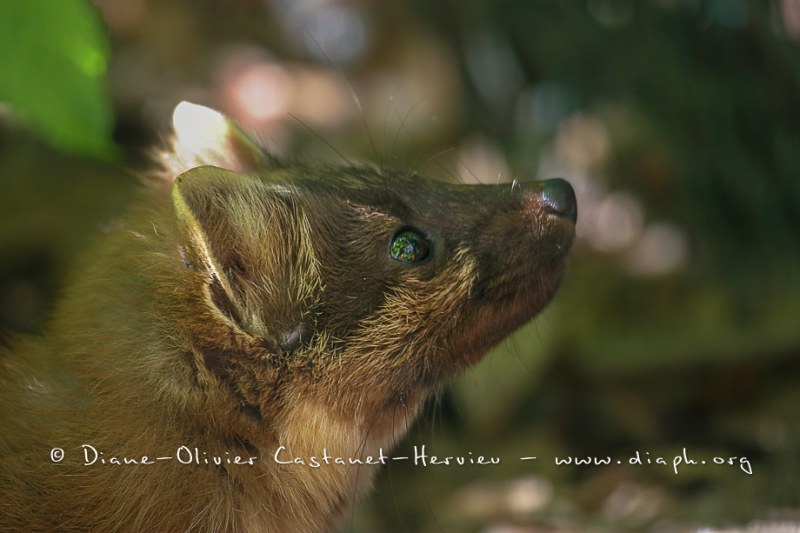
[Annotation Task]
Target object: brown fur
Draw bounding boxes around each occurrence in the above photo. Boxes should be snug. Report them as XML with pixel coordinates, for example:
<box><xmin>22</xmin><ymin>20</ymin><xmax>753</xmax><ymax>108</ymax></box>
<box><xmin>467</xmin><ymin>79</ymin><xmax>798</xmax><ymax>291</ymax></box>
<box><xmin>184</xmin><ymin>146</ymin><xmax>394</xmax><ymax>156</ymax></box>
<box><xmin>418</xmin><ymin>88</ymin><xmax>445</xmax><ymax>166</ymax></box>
<box><xmin>0</xmin><ymin>102</ymin><xmax>575</xmax><ymax>531</ymax></box>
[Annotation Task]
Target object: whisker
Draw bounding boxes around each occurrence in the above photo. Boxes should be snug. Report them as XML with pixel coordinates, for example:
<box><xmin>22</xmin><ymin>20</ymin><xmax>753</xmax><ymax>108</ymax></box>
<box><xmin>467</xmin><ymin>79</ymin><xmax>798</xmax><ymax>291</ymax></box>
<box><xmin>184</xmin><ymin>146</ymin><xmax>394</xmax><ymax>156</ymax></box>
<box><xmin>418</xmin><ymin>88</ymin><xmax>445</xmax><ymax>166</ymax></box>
<box><xmin>305</xmin><ymin>32</ymin><xmax>383</xmax><ymax>172</ymax></box>
<box><xmin>287</xmin><ymin>112</ymin><xmax>355</xmax><ymax>170</ymax></box>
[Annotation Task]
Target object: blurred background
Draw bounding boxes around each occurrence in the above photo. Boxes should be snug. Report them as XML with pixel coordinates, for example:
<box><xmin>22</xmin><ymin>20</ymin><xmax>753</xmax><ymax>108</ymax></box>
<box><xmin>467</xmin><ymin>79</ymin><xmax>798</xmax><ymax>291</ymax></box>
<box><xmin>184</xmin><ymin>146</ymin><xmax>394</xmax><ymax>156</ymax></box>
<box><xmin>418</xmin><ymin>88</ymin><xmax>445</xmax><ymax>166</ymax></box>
<box><xmin>1</xmin><ymin>0</ymin><xmax>800</xmax><ymax>531</ymax></box>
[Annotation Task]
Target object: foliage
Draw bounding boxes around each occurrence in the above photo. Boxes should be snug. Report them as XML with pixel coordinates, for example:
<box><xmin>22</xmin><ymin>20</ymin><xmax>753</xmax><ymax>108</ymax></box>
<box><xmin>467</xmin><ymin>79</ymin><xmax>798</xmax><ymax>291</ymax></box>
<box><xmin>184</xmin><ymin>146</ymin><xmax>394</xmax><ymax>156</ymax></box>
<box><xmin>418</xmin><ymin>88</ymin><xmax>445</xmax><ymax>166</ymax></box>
<box><xmin>0</xmin><ymin>0</ymin><xmax>114</xmax><ymax>158</ymax></box>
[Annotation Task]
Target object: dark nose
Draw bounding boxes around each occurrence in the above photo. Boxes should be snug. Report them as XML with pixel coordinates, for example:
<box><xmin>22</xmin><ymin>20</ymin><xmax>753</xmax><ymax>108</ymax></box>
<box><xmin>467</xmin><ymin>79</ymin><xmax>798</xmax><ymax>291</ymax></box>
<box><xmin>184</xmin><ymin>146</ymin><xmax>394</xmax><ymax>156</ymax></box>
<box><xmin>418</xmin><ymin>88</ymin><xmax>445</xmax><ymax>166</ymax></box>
<box><xmin>540</xmin><ymin>178</ymin><xmax>577</xmax><ymax>224</ymax></box>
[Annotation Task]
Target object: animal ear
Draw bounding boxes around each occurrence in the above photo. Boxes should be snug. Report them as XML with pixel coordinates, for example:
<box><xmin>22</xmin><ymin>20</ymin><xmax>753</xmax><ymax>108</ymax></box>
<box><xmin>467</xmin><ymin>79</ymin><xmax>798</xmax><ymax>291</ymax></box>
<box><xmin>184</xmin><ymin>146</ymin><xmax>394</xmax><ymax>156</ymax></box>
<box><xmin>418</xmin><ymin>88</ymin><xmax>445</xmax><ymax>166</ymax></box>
<box><xmin>160</xmin><ymin>101</ymin><xmax>275</xmax><ymax>181</ymax></box>
<box><xmin>171</xmin><ymin>165</ymin><xmax>249</xmax><ymax>327</ymax></box>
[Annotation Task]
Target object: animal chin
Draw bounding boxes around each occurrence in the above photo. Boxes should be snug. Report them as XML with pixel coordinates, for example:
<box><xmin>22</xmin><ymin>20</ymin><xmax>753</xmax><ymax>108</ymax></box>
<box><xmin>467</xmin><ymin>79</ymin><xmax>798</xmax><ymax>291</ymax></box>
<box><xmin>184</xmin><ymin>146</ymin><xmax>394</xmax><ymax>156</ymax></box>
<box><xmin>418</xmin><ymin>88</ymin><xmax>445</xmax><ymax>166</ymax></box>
<box><xmin>450</xmin><ymin>268</ymin><xmax>566</xmax><ymax>370</ymax></box>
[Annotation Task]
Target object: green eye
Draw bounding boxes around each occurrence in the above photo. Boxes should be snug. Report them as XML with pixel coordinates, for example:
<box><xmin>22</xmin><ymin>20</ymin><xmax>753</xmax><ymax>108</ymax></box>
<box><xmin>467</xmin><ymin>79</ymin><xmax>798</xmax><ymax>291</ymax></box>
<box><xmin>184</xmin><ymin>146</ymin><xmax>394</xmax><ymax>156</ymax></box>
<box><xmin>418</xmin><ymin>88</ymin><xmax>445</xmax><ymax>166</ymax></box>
<box><xmin>389</xmin><ymin>229</ymin><xmax>431</xmax><ymax>263</ymax></box>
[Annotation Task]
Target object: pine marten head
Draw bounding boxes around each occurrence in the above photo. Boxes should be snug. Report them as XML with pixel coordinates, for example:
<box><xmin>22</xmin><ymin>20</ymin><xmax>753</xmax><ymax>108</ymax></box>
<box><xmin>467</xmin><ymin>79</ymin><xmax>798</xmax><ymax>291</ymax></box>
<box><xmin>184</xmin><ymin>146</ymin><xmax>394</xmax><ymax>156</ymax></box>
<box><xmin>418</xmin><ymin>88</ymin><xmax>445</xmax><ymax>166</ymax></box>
<box><xmin>155</xmin><ymin>102</ymin><xmax>575</xmax><ymax>458</ymax></box>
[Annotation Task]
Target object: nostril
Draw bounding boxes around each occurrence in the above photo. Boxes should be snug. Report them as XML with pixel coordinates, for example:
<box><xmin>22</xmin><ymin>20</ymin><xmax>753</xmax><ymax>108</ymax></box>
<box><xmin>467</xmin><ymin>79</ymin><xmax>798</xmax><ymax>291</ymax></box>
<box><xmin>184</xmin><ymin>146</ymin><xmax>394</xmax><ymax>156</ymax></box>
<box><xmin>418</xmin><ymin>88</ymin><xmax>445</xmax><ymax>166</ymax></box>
<box><xmin>540</xmin><ymin>178</ymin><xmax>577</xmax><ymax>224</ymax></box>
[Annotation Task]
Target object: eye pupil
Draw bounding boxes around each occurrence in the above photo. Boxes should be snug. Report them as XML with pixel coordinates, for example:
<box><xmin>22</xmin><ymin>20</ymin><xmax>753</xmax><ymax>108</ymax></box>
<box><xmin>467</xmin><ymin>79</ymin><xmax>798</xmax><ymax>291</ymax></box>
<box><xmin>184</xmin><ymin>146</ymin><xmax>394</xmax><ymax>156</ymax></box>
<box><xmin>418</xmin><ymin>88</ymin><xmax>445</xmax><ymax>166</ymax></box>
<box><xmin>390</xmin><ymin>230</ymin><xmax>430</xmax><ymax>263</ymax></box>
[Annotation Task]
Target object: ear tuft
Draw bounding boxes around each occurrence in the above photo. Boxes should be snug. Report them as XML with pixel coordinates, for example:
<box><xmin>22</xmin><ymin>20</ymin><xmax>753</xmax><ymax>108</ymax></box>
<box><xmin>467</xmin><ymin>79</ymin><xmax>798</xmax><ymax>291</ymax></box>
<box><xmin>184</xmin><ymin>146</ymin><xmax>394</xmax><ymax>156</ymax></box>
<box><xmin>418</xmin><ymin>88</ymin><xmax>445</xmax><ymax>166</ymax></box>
<box><xmin>172</xmin><ymin>102</ymin><xmax>228</xmax><ymax>152</ymax></box>
<box><xmin>157</xmin><ymin>101</ymin><xmax>275</xmax><ymax>183</ymax></box>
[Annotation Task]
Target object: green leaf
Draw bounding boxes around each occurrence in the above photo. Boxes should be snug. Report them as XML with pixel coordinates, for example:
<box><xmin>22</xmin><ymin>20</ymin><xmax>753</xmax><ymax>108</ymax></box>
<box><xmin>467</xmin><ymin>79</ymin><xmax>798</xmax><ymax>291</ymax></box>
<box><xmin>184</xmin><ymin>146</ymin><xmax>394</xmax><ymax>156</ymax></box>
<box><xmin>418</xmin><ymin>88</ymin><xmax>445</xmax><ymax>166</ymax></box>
<box><xmin>0</xmin><ymin>0</ymin><xmax>115</xmax><ymax>158</ymax></box>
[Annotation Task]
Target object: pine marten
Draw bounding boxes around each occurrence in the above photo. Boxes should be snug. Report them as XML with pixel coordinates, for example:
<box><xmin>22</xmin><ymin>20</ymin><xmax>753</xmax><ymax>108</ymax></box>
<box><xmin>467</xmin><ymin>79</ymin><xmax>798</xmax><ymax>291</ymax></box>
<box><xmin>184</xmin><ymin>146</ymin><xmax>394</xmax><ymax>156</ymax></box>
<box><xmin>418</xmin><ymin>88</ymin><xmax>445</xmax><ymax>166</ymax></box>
<box><xmin>0</xmin><ymin>102</ymin><xmax>576</xmax><ymax>531</ymax></box>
